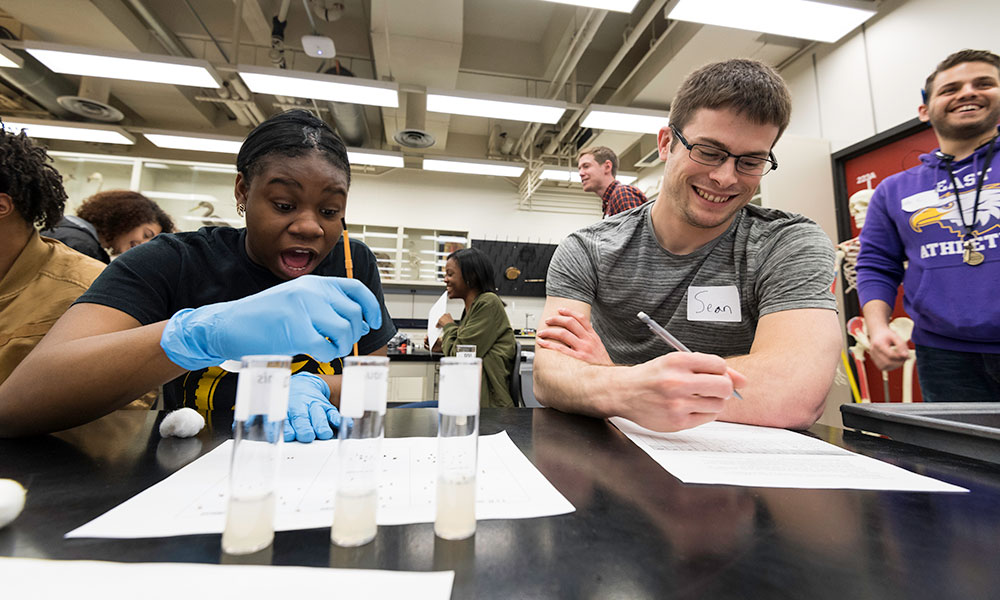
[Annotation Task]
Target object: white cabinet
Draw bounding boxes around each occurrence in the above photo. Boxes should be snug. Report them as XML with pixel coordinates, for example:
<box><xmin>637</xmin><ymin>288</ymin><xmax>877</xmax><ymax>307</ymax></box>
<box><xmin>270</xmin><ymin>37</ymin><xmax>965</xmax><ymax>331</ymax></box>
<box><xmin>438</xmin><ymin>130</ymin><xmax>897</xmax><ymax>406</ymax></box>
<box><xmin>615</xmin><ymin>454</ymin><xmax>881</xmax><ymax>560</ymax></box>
<box><xmin>388</xmin><ymin>361</ymin><xmax>438</xmax><ymax>404</ymax></box>
<box><xmin>346</xmin><ymin>224</ymin><xmax>468</xmax><ymax>285</ymax></box>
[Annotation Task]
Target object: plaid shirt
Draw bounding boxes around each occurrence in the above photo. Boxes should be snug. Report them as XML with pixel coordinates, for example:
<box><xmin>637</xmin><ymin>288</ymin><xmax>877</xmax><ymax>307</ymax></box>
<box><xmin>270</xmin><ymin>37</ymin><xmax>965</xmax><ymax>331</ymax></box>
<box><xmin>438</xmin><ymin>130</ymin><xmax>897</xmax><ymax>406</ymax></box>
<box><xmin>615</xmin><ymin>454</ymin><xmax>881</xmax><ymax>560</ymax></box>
<box><xmin>601</xmin><ymin>180</ymin><xmax>648</xmax><ymax>217</ymax></box>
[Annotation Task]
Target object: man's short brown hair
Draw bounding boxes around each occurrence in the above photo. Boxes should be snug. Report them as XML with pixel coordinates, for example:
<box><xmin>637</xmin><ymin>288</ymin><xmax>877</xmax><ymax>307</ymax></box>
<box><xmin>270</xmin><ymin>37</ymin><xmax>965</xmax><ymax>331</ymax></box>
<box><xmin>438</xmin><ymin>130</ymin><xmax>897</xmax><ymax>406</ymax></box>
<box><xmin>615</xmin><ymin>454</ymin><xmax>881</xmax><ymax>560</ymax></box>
<box><xmin>924</xmin><ymin>49</ymin><xmax>1000</xmax><ymax>100</ymax></box>
<box><xmin>577</xmin><ymin>146</ymin><xmax>618</xmax><ymax>176</ymax></box>
<box><xmin>669</xmin><ymin>58</ymin><xmax>792</xmax><ymax>147</ymax></box>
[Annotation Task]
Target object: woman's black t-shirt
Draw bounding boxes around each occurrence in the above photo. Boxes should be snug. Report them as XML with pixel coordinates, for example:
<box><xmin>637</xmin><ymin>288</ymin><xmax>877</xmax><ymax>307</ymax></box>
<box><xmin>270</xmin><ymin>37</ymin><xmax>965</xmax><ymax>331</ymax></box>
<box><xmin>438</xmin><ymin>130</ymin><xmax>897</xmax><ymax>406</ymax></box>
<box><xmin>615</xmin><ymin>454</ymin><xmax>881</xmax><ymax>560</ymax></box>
<box><xmin>75</xmin><ymin>226</ymin><xmax>396</xmax><ymax>412</ymax></box>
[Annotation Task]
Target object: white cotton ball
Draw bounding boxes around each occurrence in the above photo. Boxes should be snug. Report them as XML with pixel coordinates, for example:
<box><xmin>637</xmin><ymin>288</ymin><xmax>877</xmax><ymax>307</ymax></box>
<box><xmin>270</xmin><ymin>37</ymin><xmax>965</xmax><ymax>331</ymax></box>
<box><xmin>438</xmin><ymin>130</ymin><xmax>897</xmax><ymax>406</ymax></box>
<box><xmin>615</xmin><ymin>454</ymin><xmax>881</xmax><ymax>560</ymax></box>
<box><xmin>159</xmin><ymin>408</ymin><xmax>206</xmax><ymax>438</ymax></box>
<box><xmin>0</xmin><ymin>479</ymin><xmax>26</xmax><ymax>529</ymax></box>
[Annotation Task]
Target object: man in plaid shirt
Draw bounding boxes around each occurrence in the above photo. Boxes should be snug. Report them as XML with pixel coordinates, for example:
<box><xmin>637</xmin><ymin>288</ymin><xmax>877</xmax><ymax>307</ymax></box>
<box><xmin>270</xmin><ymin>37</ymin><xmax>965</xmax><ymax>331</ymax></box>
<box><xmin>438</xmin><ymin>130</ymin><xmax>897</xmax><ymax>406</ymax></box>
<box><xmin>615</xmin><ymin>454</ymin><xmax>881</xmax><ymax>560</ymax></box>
<box><xmin>578</xmin><ymin>146</ymin><xmax>648</xmax><ymax>218</ymax></box>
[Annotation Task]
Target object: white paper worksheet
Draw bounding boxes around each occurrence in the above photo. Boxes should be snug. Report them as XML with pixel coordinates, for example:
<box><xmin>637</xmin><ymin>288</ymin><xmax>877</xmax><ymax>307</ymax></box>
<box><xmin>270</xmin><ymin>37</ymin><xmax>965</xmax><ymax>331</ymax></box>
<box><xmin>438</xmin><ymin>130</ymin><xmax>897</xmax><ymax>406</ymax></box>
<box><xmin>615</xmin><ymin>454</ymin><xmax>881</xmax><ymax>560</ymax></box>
<box><xmin>1</xmin><ymin>557</ymin><xmax>454</xmax><ymax>600</ymax></box>
<box><xmin>67</xmin><ymin>431</ymin><xmax>574</xmax><ymax>539</ymax></box>
<box><xmin>427</xmin><ymin>291</ymin><xmax>449</xmax><ymax>348</ymax></box>
<box><xmin>612</xmin><ymin>418</ymin><xmax>968</xmax><ymax>492</ymax></box>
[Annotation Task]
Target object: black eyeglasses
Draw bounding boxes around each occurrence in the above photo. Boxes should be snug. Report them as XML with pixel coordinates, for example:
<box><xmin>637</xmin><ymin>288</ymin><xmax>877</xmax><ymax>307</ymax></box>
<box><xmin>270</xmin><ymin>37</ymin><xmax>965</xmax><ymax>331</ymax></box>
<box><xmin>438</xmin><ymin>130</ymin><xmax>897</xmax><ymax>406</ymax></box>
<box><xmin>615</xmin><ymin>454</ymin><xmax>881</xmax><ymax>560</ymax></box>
<box><xmin>670</xmin><ymin>125</ymin><xmax>778</xmax><ymax>176</ymax></box>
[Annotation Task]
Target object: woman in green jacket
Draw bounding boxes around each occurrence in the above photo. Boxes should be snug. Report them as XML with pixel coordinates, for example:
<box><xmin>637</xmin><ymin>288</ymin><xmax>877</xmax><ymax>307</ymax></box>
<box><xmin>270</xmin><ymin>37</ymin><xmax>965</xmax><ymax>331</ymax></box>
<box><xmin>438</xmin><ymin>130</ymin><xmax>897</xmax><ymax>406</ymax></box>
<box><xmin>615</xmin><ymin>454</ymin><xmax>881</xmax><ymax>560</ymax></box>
<box><xmin>436</xmin><ymin>248</ymin><xmax>516</xmax><ymax>407</ymax></box>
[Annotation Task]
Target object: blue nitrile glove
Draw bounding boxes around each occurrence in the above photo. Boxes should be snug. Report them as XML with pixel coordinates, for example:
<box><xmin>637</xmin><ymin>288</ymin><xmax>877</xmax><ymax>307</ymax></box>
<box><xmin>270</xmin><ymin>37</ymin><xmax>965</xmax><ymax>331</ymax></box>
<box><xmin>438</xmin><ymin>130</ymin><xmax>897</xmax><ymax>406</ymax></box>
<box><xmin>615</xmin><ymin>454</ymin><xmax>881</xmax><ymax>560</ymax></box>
<box><xmin>284</xmin><ymin>372</ymin><xmax>342</xmax><ymax>443</ymax></box>
<box><xmin>160</xmin><ymin>275</ymin><xmax>382</xmax><ymax>371</ymax></box>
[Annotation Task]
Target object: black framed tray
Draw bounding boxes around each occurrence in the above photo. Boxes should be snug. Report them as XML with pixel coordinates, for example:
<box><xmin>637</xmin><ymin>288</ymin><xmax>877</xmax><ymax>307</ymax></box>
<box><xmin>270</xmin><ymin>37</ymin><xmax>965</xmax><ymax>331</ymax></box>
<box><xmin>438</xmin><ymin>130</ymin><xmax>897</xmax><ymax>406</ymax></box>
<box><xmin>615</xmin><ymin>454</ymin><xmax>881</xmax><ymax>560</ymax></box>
<box><xmin>841</xmin><ymin>402</ymin><xmax>1000</xmax><ymax>465</ymax></box>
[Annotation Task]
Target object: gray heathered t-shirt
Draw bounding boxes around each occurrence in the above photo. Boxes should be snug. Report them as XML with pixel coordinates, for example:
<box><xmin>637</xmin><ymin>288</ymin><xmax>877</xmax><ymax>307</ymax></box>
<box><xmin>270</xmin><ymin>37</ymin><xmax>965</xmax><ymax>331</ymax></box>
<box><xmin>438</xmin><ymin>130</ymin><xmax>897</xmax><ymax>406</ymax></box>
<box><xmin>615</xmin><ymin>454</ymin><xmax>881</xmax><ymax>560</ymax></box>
<box><xmin>546</xmin><ymin>202</ymin><xmax>837</xmax><ymax>365</ymax></box>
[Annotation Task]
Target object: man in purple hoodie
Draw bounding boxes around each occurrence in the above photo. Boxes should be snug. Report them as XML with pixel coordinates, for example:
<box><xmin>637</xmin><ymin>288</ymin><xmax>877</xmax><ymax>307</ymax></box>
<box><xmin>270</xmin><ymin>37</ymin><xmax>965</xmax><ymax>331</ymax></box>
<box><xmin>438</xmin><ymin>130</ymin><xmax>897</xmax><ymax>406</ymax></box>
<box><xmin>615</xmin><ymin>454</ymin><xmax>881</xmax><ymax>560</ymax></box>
<box><xmin>857</xmin><ymin>49</ymin><xmax>1000</xmax><ymax>402</ymax></box>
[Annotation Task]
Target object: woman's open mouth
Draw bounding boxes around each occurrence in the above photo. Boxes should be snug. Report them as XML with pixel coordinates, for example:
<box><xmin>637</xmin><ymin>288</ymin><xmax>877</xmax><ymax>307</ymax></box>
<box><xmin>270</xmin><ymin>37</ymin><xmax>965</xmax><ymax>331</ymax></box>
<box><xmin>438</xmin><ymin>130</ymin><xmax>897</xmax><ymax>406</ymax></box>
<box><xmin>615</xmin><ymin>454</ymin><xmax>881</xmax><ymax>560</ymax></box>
<box><xmin>279</xmin><ymin>248</ymin><xmax>316</xmax><ymax>275</ymax></box>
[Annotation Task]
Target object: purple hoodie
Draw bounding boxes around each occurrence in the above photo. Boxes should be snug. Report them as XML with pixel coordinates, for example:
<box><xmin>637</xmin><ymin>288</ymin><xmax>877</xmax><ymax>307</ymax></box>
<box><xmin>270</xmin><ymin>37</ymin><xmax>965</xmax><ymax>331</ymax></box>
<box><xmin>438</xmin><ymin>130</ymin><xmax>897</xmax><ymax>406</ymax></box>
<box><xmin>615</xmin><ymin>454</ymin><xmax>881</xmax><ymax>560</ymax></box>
<box><xmin>857</xmin><ymin>131</ymin><xmax>1000</xmax><ymax>353</ymax></box>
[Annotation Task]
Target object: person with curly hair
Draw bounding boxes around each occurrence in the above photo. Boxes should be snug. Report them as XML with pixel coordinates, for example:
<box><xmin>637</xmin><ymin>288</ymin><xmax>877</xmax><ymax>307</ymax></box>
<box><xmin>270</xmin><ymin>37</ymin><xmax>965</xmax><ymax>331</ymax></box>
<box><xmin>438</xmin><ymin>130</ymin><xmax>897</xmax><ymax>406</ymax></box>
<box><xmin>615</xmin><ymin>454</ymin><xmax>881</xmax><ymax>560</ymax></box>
<box><xmin>43</xmin><ymin>190</ymin><xmax>175</xmax><ymax>263</ymax></box>
<box><xmin>0</xmin><ymin>126</ymin><xmax>105</xmax><ymax>386</ymax></box>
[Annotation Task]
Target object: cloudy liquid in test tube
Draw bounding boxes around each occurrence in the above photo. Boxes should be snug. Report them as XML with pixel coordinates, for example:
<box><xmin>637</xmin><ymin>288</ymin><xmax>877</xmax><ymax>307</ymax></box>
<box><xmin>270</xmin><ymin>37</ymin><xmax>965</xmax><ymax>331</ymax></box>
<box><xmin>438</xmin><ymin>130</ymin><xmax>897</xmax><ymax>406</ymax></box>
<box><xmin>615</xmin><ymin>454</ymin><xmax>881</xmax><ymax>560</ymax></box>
<box><xmin>331</xmin><ymin>356</ymin><xmax>389</xmax><ymax>547</ymax></box>
<box><xmin>435</xmin><ymin>356</ymin><xmax>481</xmax><ymax>540</ymax></box>
<box><xmin>331</xmin><ymin>489</ymin><xmax>377</xmax><ymax>546</ymax></box>
<box><xmin>221</xmin><ymin>355</ymin><xmax>291</xmax><ymax>555</ymax></box>
<box><xmin>222</xmin><ymin>493</ymin><xmax>276</xmax><ymax>552</ymax></box>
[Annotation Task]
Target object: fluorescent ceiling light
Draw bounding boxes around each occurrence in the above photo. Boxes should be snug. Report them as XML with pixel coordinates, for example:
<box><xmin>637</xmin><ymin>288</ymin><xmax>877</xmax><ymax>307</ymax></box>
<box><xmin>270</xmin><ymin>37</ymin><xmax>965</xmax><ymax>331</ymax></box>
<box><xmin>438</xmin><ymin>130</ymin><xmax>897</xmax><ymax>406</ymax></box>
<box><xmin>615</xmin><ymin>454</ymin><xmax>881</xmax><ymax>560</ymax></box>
<box><xmin>427</xmin><ymin>90</ymin><xmax>566</xmax><ymax>123</ymax></box>
<box><xmin>143</xmin><ymin>132</ymin><xmax>244</xmax><ymax>154</ymax></box>
<box><xmin>423</xmin><ymin>157</ymin><xmax>524</xmax><ymax>178</ymax></box>
<box><xmin>421</xmin><ymin>235</ymin><xmax>469</xmax><ymax>244</ymax></box>
<box><xmin>540</xmin><ymin>168</ymin><xmax>582</xmax><ymax>183</ymax></box>
<box><xmin>142</xmin><ymin>191</ymin><xmax>220</xmax><ymax>203</ymax></box>
<box><xmin>666</xmin><ymin>0</ymin><xmax>876</xmax><ymax>43</ymax></box>
<box><xmin>192</xmin><ymin>164</ymin><xmax>238</xmax><ymax>174</ymax></box>
<box><xmin>50</xmin><ymin>152</ymin><xmax>136</xmax><ymax>165</ymax></box>
<box><xmin>238</xmin><ymin>65</ymin><xmax>399</xmax><ymax>107</ymax></box>
<box><xmin>348</xmin><ymin>148</ymin><xmax>404</xmax><ymax>168</ymax></box>
<box><xmin>24</xmin><ymin>41</ymin><xmax>222</xmax><ymax>88</ymax></box>
<box><xmin>580</xmin><ymin>104</ymin><xmax>669</xmax><ymax>134</ymax></box>
<box><xmin>540</xmin><ymin>0</ymin><xmax>640</xmax><ymax>12</ymax></box>
<box><xmin>181</xmin><ymin>215</ymin><xmax>243</xmax><ymax>224</ymax></box>
<box><xmin>0</xmin><ymin>44</ymin><xmax>23</xmax><ymax>68</ymax></box>
<box><xmin>1</xmin><ymin>118</ymin><xmax>135</xmax><ymax>145</ymax></box>
<box><xmin>540</xmin><ymin>168</ymin><xmax>637</xmax><ymax>184</ymax></box>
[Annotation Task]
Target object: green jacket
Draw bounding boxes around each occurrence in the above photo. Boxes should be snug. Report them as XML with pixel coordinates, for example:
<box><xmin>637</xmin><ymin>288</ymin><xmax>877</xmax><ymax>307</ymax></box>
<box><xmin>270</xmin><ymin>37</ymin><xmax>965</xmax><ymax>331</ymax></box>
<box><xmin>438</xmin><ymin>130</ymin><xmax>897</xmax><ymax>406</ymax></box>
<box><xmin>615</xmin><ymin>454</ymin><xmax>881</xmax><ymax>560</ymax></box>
<box><xmin>441</xmin><ymin>292</ymin><xmax>516</xmax><ymax>408</ymax></box>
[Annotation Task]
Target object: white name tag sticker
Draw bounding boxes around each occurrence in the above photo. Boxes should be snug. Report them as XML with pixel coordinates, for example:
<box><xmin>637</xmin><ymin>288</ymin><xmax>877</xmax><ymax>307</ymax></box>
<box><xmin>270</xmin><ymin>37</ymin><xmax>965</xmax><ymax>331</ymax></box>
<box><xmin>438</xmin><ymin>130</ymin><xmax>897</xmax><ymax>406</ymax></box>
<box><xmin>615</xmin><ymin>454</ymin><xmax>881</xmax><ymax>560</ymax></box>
<box><xmin>687</xmin><ymin>286</ymin><xmax>742</xmax><ymax>322</ymax></box>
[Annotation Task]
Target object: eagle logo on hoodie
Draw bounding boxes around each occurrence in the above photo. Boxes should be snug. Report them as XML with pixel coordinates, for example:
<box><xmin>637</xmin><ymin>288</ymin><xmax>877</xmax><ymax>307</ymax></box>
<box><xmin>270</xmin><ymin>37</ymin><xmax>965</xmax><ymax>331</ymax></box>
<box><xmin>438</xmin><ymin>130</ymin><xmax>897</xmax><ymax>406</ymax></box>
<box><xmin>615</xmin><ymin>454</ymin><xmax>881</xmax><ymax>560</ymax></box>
<box><xmin>905</xmin><ymin>184</ymin><xmax>1000</xmax><ymax>237</ymax></box>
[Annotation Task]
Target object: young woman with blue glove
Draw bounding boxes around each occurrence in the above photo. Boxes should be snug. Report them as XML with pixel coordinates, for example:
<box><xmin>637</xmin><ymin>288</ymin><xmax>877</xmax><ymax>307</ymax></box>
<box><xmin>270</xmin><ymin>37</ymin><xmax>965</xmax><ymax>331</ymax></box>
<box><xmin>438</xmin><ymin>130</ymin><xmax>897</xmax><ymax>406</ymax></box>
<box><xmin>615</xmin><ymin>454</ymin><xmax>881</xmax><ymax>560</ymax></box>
<box><xmin>0</xmin><ymin>110</ymin><xmax>396</xmax><ymax>439</ymax></box>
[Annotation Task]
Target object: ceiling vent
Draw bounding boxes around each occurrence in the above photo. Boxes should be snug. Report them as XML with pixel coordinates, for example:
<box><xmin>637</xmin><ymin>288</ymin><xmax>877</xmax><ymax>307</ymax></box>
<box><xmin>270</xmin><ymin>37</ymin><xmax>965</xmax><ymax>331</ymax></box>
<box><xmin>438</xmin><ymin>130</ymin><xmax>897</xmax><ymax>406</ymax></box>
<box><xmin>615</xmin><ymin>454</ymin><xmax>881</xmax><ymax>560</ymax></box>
<box><xmin>394</xmin><ymin>128</ymin><xmax>435</xmax><ymax>148</ymax></box>
<box><xmin>392</xmin><ymin>91</ymin><xmax>435</xmax><ymax>148</ymax></box>
<box><xmin>634</xmin><ymin>146</ymin><xmax>662</xmax><ymax>168</ymax></box>
<box><xmin>57</xmin><ymin>96</ymin><xmax>123</xmax><ymax>122</ymax></box>
<box><xmin>57</xmin><ymin>76</ymin><xmax>123</xmax><ymax>122</ymax></box>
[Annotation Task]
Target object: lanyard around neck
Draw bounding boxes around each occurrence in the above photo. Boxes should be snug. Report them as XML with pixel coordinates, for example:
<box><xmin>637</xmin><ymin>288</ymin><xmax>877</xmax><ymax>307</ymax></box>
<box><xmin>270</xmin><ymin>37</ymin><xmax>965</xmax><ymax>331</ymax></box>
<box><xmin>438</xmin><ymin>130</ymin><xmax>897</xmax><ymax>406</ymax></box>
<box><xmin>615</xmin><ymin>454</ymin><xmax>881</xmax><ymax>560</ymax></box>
<box><xmin>943</xmin><ymin>137</ymin><xmax>998</xmax><ymax>238</ymax></box>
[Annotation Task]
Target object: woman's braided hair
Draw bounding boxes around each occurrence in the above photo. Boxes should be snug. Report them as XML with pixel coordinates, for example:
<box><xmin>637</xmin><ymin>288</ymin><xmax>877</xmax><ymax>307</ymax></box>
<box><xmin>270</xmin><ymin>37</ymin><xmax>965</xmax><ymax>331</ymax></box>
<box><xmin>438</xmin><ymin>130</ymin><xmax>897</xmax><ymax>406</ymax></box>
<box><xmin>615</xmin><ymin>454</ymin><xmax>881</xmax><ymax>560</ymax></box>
<box><xmin>0</xmin><ymin>125</ymin><xmax>67</xmax><ymax>230</ymax></box>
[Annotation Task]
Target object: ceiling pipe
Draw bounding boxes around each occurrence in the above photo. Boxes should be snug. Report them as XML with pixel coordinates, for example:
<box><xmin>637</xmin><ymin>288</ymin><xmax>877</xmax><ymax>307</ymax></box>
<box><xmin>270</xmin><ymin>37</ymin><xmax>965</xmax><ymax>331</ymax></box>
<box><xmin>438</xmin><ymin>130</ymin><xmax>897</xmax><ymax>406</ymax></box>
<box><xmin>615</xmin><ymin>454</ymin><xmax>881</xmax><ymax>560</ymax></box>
<box><xmin>124</xmin><ymin>0</ymin><xmax>258</xmax><ymax>126</ymax></box>
<box><xmin>541</xmin><ymin>0</ymin><xmax>671</xmax><ymax>156</ymax></box>
<box><xmin>269</xmin><ymin>0</ymin><xmax>298</xmax><ymax>107</ymax></box>
<box><xmin>0</xmin><ymin>46</ymin><xmax>77</xmax><ymax>118</ymax></box>
<box><xmin>232</xmin><ymin>0</ymin><xmax>244</xmax><ymax>66</ymax></box>
<box><xmin>226</xmin><ymin>0</ymin><xmax>266</xmax><ymax>125</ymax></box>
<box><xmin>229</xmin><ymin>76</ymin><xmax>266</xmax><ymax>126</ymax></box>
<box><xmin>516</xmin><ymin>9</ymin><xmax>606</xmax><ymax>157</ymax></box>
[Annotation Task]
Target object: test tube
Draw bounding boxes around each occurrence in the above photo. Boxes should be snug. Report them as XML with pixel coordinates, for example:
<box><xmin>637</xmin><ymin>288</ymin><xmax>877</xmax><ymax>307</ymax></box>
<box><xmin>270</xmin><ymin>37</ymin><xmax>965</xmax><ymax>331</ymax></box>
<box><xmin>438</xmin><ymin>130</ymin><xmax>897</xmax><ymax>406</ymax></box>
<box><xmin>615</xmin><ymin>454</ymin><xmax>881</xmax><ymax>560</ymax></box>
<box><xmin>221</xmin><ymin>355</ymin><xmax>292</xmax><ymax>555</ymax></box>
<box><xmin>434</xmin><ymin>356</ymin><xmax>481</xmax><ymax>540</ymax></box>
<box><xmin>331</xmin><ymin>355</ymin><xmax>390</xmax><ymax>547</ymax></box>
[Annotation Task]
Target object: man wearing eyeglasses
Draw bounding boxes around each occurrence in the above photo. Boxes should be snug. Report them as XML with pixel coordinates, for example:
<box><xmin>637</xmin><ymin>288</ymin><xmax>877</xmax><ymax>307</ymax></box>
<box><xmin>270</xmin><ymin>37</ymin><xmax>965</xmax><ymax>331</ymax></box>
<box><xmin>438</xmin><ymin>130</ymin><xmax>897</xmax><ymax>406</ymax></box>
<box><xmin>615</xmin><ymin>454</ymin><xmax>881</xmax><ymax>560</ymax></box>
<box><xmin>577</xmin><ymin>146</ymin><xmax>648</xmax><ymax>217</ymax></box>
<box><xmin>533</xmin><ymin>58</ymin><xmax>841</xmax><ymax>433</ymax></box>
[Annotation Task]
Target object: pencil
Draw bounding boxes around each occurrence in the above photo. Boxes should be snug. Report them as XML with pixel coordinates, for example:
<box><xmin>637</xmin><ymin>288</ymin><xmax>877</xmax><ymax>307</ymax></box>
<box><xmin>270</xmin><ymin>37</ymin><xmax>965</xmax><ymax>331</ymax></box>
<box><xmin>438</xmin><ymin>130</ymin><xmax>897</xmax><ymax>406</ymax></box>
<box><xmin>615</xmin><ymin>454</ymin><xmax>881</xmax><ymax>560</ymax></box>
<box><xmin>636</xmin><ymin>311</ymin><xmax>745</xmax><ymax>401</ymax></box>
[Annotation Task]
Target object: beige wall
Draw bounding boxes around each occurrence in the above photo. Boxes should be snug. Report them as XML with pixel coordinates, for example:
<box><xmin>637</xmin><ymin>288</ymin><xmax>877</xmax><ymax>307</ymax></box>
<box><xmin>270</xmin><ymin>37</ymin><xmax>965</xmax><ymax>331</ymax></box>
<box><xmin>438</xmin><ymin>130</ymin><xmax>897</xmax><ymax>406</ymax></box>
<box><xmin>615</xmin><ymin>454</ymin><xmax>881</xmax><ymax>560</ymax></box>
<box><xmin>760</xmin><ymin>135</ymin><xmax>851</xmax><ymax>426</ymax></box>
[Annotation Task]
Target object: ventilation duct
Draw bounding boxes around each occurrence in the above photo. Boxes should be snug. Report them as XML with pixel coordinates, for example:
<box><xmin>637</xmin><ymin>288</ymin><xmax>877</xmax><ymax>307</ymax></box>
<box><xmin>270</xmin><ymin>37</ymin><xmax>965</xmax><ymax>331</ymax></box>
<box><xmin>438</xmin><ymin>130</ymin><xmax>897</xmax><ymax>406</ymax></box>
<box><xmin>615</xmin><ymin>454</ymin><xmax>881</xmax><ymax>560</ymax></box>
<box><xmin>0</xmin><ymin>47</ymin><xmax>76</xmax><ymax>119</ymax></box>
<box><xmin>323</xmin><ymin>64</ymin><xmax>369</xmax><ymax>147</ymax></box>
<box><xmin>392</xmin><ymin>91</ymin><xmax>434</xmax><ymax>149</ymax></box>
<box><xmin>57</xmin><ymin>76</ymin><xmax>124</xmax><ymax>122</ymax></box>
<box><xmin>634</xmin><ymin>146</ymin><xmax>662</xmax><ymax>168</ymax></box>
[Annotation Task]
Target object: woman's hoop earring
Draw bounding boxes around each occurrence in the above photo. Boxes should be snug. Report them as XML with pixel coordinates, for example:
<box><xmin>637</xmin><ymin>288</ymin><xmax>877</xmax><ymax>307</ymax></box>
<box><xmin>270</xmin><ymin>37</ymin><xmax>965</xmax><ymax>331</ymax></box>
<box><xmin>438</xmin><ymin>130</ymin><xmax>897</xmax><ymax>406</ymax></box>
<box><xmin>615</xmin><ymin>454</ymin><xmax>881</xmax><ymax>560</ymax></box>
<box><xmin>236</xmin><ymin>204</ymin><xmax>245</xmax><ymax>217</ymax></box>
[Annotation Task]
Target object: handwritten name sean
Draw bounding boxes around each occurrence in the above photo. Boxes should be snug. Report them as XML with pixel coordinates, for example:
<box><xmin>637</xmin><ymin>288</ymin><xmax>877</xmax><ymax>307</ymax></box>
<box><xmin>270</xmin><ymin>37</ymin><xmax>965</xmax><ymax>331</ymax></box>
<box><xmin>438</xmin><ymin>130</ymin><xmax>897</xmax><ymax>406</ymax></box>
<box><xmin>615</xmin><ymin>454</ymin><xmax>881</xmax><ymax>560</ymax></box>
<box><xmin>693</xmin><ymin>290</ymin><xmax>734</xmax><ymax>315</ymax></box>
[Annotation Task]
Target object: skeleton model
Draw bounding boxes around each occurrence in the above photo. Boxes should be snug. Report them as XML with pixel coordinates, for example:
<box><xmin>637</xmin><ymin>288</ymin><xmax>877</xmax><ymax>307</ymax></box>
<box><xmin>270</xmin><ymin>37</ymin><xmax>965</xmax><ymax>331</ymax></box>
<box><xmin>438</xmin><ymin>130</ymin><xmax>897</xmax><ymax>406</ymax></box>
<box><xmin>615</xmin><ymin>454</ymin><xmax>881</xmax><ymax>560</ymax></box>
<box><xmin>834</xmin><ymin>188</ymin><xmax>872</xmax><ymax>294</ymax></box>
<box><xmin>838</xmin><ymin>189</ymin><xmax>916</xmax><ymax>402</ymax></box>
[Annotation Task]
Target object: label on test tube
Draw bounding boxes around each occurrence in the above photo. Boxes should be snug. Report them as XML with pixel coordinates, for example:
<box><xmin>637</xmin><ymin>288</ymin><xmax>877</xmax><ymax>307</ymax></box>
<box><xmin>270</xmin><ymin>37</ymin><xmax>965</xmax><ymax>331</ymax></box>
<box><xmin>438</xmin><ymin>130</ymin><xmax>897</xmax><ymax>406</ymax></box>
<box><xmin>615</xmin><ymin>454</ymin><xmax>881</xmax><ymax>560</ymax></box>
<box><xmin>438</xmin><ymin>360</ymin><xmax>481</xmax><ymax>416</ymax></box>
<box><xmin>234</xmin><ymin>361</ymin><xmax>291</xmax><ymax>421</ymax></box>
<box><xmin>339</xmin><ymin>364</ymin><xmax>389</xmax><ymax>418</ymax></box>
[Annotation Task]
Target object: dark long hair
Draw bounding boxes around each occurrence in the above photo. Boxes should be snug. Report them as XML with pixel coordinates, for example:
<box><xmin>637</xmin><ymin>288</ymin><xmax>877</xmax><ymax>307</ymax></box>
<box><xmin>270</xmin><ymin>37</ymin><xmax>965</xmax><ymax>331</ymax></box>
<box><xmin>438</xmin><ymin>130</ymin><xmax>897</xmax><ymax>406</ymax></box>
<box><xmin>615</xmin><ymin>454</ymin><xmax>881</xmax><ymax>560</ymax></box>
<box><xmin>236</xmin><ymin>109</ymin><xmax>350</xmax><ymax>187</ymax></box>
<box><xmin>448</xmin><ymin>247</ymin><xmax>499</xmax><ymax>297</ymax></box>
